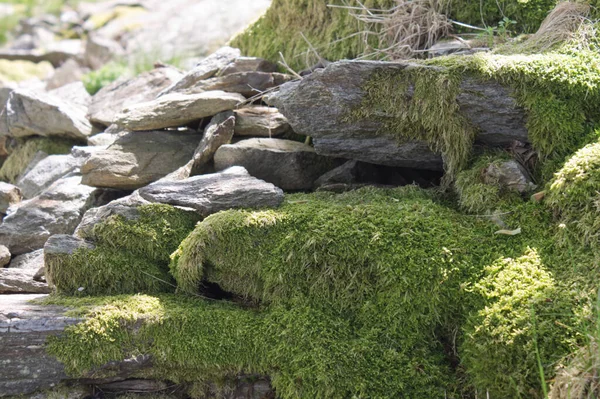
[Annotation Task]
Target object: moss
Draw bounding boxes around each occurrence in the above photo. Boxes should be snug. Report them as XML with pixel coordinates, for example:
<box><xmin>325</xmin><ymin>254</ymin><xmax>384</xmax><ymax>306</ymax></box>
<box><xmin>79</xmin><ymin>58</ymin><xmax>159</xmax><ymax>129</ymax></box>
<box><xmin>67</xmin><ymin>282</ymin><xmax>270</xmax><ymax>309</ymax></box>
<box><xmin>86</xmin><ymin>5</ymin><xmax>146</xmax><ymax>30</ymax></box>
<box><xmin>83</xmin><ymin>61</ymin><xmax>129</xmax><ymax>94</ymax></box>
<box><xmin>47</xmin><ymin>204</ymin><xmax>200</xmax><ymax>296</ymax></box>
<box><xmin>0</xmin><ymin>137</ymin><xmax>79</xmax><ymax>183</ymax></box>
<box><xmin>454</xmin><ymin>152</ymin><xmax>524</xmax><ymax>213</ymax></box>
<box><xmin>546</xmin><ymin>140</ymin><xmax>600</xmax><ymax>247</ymax></box>
<box><xmin>0</xmin><ymin>59</ymin><xmax>53</xmax><ymax>82</ymax></box>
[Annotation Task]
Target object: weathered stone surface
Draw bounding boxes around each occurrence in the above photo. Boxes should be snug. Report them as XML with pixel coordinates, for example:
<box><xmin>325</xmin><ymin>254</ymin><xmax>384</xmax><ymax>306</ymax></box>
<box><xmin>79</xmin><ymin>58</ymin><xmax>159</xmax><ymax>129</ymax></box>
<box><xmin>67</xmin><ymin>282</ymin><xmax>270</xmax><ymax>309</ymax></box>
<box><xmin>84</xmin><ymin>34</ymin><xmax>125</xmax><ymax>70</ymax></box>
<box><xmin>185</xmin><ymin>72</ymin><xmax>293</xmax><ymax>98</ymax></box>
<box><xmin>88</xmin><ymin>66</ymin><xmax>183</xmax><ymax>126</ymax></box>
<box><xmin>191</xmin><ymin>111</ymin><xmax>235</xmax><ymax>175</ymax></box>
<box><xmin>0</xmin><ymin>182</ymin><xmax>22</xmax><ymax>214</ymax></box>
<box><xmin>114</xmin><ymin>90</ymin><xmax>244</xmax><ymax>131</ymax></box>
<box><xmin>0</xmin><ymin>39</ymin><xmax>82</xmax><ymax>67</ymax></box>
<box><xmin>314</xmin><ymin>160</ymin><xmax>377</xmax><ymax>188</ymax></box>
<box><xmin>267</xmin><ymin>60</ymin><xmax>529</xmax><ymax>170</ymax></box>
<box><xmin>9</xmin><ymin>249</ymin><xmax>43</xmax><ymax>270</ymax></box>
<box><xmin>234</xmin><ymin>106</ymin><xmax>291</xmax><ymax>137</ymax></box>
<box><xmin>48</xmin><ymin>81</ymin><xmax>91</xmax><ymax>110</ymax></box>
<box><xmin>483</xmin><ymin>159</ymin><xmax>536</xmax><ymax>193</ymax></box>
<box><xmin>45</xmin><ymin>59</ymin><xmax>87</xmax><ymax>90</ymax></box>
<box><xmin>0</xmin><ymin>244</ymin><xmax>9</xmax><ymax>267</ymax></box>
<box><xmin>81</xmin><ymin>130</ymin><xmax>202</xmax><ymax>189</ymax></box>
<box><xmin>218</xmin><ymin>57</ymin><xmax>278</xmax><ymax>76</ymax></box>
<box><xmin>87</xmin><ymin>128</ymin><xmax>127</xmax><ymax>146</ymax></box>
<box><xmin>0</xmin><ymin>174</ymin><xmax>96</xmax><ymax>255</ymax></box>
<box><xmin>158</xmin><ymin>46</ymin><xmax>241</xmax><ymax>96</ymax></box>
<box><xmin>139</xmin><ymin>166</ymin><xmax>284</xmax><ymax>217</ymax></box>
<box><xmin>0</xmin><ymin>268</ymin><xmax>50</xmax><ymax>293</ymax></box>
<box><xmin>16</xmin><ymin>154</ymin><xmax>83</xmax><ymax>199</ymax></box>
<box><xmin>6</xmin><ymin>88</ymin><xmax>92</xmax><ymax>140</ymax></box>
<box><xmin>214</xmin><ymin>138</ymin><xmax>340</xmax><ymax>191</ymax></box>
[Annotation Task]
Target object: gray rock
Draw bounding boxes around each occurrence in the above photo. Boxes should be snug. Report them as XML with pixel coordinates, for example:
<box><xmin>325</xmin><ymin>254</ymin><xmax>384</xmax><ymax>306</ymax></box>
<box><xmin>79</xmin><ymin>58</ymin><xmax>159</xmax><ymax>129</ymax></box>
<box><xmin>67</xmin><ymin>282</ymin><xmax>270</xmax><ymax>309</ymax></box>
<box><xmin>218</xmin><ymin>57</ymin><xmax>278</xmax><ymax>76</ymax></box>
<box><xmin>87</xmin><ymin>129</ymin><xmax>127</xmax><ymax>146</ymax></box>
<box><xmin>0</xmin><ymin>174</ymin><xmax>97</xmax><ymax>255</ymax></box>
<box><xmin>48</xmin><ymin>81</ymin><xmax>91</xmax><ymax>110</ymax></box>
<box><xmin>16</xmin><ymin>154</ymin><xmax>83</xmax><ymax>199</ymax></box>
<box><xmin>158</xmin><ymin>46</ymin><xmax>241</xmax><ymax>96</ymax></box>
<box><xmin>81</xmin><ymin>130</ymin><xmax>202</xmax><ymax>189</ymax></box>
<box><xmin>114</xmin><ymin>90</ymin><xmax>244</xmax><ymax>131</ymax></box>
<box><xmin>214</xmin><ymin>138</ymin><xmax>340</xmax><ymax>191</ymax></box>
<box><xmin>185</xmin><ymin>72</ymin><xmax>293</xmax><ymax>98</ymax></box>
<box><xmin>88</xmin><ymin>66</ymin><xmax>183</xmax><ymax>126</ymax></box>
<box><xmin>314</xmin><ymin>160</ymin><xmax>379</xmax><ymax>188</ymax></box>
<box><xmin>45</xmin><ymin>59</ymin><xmax>88</xmax><ymax>90</ymax></box>
<box><xmin>0</xmin><ymin>268</ymin><xmax>50</xmax><ymax>293</ymax></box>
<box><xmin>0</xmin><ymin>182</ymin><xmax>22</xmax><ymax>214</ymax></box>
<box><xmin>9</xmin><ymin>249</ymin><xmax>43</xmax><ymax>270</ymax></box>
<box><xmin>70</xmin><ymin>145</ymin><xmax>108</xmax><ymax>160</ymax></box>
<box><xmin>84</xmin><ymin>34</ymin><xmax>125</xmax><ymax>70</ymax></box>
<box><xmin>191</xmin><ymin>111</ymin><xmax>235</xmax><ymax>175</ymax></box>
<box><xmin>234</xmin><ymin>106</ymin><xmax>291</xmax><ymax>137</ymax></box>
<box><xmin>267</xmin><ymin>60</ymin><xmax>528</xmax><ymax>170</ymax></box>
<box><xmin>138</xmin><ymin>166</ymin><xmax>284</xmax><ymax>217</ymax></box>
<box><xmin>0</xmin><ymin>244</ymin><xmax>9</xmax><ymax>267</ymax></box>
<box><xmin>428</xmin><ymin>39</ymin><xmax>471</xmax><ymax>58</ymax></box>
<box><xmin>5</xmin><ymin>88</ymin><xmax>92</xmax><ymax>140</ymax></box>
<box><xmin>0</xmin><ymin>39</ymin><xmax>82</xmax><ymax>67</ymax></box>
<box><xmin>482</xmin><ymin>159</ymin><xmax>536</xmax><ymax>193</ymax></box>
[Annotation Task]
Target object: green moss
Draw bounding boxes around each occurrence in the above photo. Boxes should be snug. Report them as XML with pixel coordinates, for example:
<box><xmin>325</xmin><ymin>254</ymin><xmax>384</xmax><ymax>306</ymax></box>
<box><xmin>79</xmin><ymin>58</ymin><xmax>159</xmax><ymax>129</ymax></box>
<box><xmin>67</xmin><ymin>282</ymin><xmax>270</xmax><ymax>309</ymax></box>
<box><xmin>0</xmin><ymin>59</ymin><xmax>53</xmax><ymax>82</ymax></box>
<box><xmin>46</xmin><ymin>204</ymin><xmax>200</xmax><ymax>296</ymax></box>
<box><xmin>0</xmin><ymin>137</ymin><xmax>79</xmax><ymax>183</ymax></box>
<box><xmin>83</xmin><ymin>61</ymin><xmax>129</xmax><ymax>95</ymax></box>
<box><xmin>546</xmin><ymin>140</ymin><xmax>600</xmax><ymax>247</ymax></box>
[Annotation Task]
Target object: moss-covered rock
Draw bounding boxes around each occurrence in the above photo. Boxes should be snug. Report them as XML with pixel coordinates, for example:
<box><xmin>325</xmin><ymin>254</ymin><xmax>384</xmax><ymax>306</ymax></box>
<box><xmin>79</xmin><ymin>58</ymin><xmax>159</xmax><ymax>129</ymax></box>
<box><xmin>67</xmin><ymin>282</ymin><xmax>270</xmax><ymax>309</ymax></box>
<box><xmin>0</xmin><ymin>59</ymin><xmax>53</xmax><ymax>83</ymax></box>
<box><xmin>46</xmin><ymin>204</ymin><xmax>200</xmax><ymax>296</ymax></box>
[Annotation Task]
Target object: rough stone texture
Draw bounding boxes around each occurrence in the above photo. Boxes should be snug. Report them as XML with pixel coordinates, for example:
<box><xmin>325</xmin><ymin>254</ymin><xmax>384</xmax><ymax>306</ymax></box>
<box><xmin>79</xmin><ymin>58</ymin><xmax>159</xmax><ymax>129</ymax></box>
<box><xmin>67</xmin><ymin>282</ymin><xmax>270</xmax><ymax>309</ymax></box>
<box><xmin>185</xmin><ymin>72</ymin><xmax>293</xmax><ymax>98</ymax></box>
<box><xmin>191</xmin><ymin>111</ymin><xmax>235</xmax><ymax>175</ymax></box>
<box><xmin>88</xmin><ymin>66</ymin><xmax>183</xmax><ymax>126</ymax></box>
<box><xmin>0</xmin><ymin>267</ymin><xmax>50</xmax><ymax>293</ymax></box>
<box><xmin>84</xmin><ymin>34</ymin><xmax>125</xmax><ymax>70</ymax></box>
<box><xmin>0</xmin><ymin>39</ymin><xmax>82</xmax><ymax>67</ymax></box>
<box><xmin>267</xmin><ymin>60</ymin><xmax>529</xmax><ymax>170</ymax></box>
<box><xmin>0</xmin><ymin>244</ymin><xmax>9</xmax><ymax>267</ymax></box>
<box><xmin>81</xmin><ymin>130</ymin><xmax>202</xmax><ymax>190</ymax></box>
<box><xmin>16</xmin><ymin>154</ymin><xmax>83</xmax><ymax>199</ymax></box>
<box><xmin>483</xmin><ymin>159</ymin><xmax>537</xmax><ymax>193</ymax></box>
<box><xmin>234</xmin><ymin>106</ymin><xmax>291</xmax><ymax>137</ymax></box>
<box><xmin>0</xmin><ymin>182</ymin><xmax>22</xmax><ymax>214</ymax></box>
<box><xmin>0</xmin><ymin>174</ymin><xmax>97</xmax><ymax>255</ymax></box>
<box><xmin>314</xmin><ymin>160</ymin><xmax>377</xmax><ymax>188</ymax></box>
<box><xmin>5</xmin><ymin>88</ymin><xmax>92</xmax><ymax>140</ymax></box>
<box><xmin>218</xmin><ymin>57</ymin><xmax>278</xmax><ymax>76</ymax></box>
<box><xmin>158</xmin><ymin>46</ymin><xmax>241</xmax><ymax>96</ymax></box>
<box><xmin>214</xmin><ymin>138</ymin><xmax>340</xmax><ymax>191</ymax></box>
<box><xmin>45</xmin><ymin>59</ymin><xmax>88</xmax><ymax>90</ymax></box>
<box><xmin>9</xmin><ymin>249</ymin><xmax>44</xmax><ymax>270</ymax></box>
<box><xmin>114</xmin><ymin>90</ymin><xmax>244</xmax><ymax>131</ymax></box>
<box><xmin>138</xmin><ymin>166</ymin><xmax>284</xmax><ymax>217</ymax></box>
<box><xmin>87</xmin><ymin>129</ymin><xmax>127</xmax><ymax>146</ymax></box>
<box><xmin>48</xmin><ymin>81</ymin><xmax>91</xmax><ymax>110</ymax></box>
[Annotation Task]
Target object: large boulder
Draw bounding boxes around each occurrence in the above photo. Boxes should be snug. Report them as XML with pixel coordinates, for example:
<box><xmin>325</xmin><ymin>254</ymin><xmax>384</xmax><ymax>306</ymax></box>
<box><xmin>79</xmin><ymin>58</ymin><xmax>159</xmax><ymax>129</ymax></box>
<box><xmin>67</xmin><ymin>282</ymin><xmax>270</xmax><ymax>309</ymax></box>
<box><xmin>81</xmin><ymin>130</ymin><xmax>202</xmax><ymax>189</ymax></box>
<box><xmin>16</xmin><ymin>154</ymin><xmax>83</xmax><ymax>199</ymax></box>
<box><xmin>0</xmin><ymin>174</ymin><xmax>97</xmax><ymax>255</ymax></box>
<box><xmin>0</xmin><ymin>182</ymin><xmax>22</xmax><ymax>214</ymax></box>
<box><xmin>190</xmin><ymin>111</ymin><xmax>235</xmax><ymax>175</ymax></box>
<box><xmin>113</xmin><ymin>90</ymin><xmax>244</xmax><ymax>131</ymax></box>
<box><xmin>138</xmin><ymin>166</ymin><xmax>285</xmax><ymax>217</ymax></box>
<box><xmin>214</xmin><ymin>138</ymin><xmax>340</xmax><ymax>191</ymax></box>
<box><xmin>234</xmin><ymin>106</ymin><xmax>291</xmax><ymax>137</ymax></box>
<box><xmin>267</xmin><ymin>60</ymin><xmax>529</xmax><ymax>170</ymax></box>
<box><xmin>87</xmin><ymin>66</ymin><xmax>184</xmax><ymax>126</ymax></box>
<box><xmin>5</xmin><ymin>88</ymin><xmax>92</xmax><ymax>140</ymax></box>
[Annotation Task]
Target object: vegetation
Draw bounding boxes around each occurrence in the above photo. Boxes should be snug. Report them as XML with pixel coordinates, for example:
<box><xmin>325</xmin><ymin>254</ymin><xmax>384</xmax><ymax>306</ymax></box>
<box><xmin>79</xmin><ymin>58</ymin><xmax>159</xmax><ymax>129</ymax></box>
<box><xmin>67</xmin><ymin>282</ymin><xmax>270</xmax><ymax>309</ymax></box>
<box><xmin>82</xmin><ymin>61</ymin><xmax>129</xmax><ymax>95</ymax></box>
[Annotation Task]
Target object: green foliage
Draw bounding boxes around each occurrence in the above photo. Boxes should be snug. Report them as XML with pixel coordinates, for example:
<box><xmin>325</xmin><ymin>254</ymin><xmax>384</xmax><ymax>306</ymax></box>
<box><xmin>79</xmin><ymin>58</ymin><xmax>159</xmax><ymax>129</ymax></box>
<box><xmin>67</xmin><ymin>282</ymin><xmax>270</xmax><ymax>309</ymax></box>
<box><xmin>547</xmin><ymin>140</ymin><xmax>600</xmax><ymax>247</ymax></box>
<box><xmin>0</xmin><ymin>137</ymin><xmax>78</xmax><ymax>183</ymax></box>
<box><xmin>82</xmin><ymin>61</ymin><xmax>129</xmax><ymax>95</ymax></box>
<box><xmin>46</xmin><ymin>204</ymin><xmax>200</xmax><ymax>296</ymax></box>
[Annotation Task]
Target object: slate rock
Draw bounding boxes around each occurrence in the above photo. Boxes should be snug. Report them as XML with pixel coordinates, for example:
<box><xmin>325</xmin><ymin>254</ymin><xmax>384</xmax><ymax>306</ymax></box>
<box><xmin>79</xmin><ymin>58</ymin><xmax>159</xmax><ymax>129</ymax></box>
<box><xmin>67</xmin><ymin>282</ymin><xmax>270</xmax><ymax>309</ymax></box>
<box><xmin>8</xmin><ymin>249</ymin><xmax>43</xmax><ymax>270</ymax></box>
<box><xmin>113</xmin><ymin>90</ymin><xmax>244</xmax><ymax>131</ymax></box>
<box><xmin>0</xmin><ymin>182</ymin><xmax>22</xmax><ymax>214</ymax></box>
<box><xmin>88</xmin><ymin>66</ymin><xmax>183</xmax><ymax>126</ymax></box>
<box><xmin>482</xmin><ymin>159</ymin><xmax>536</xmax><ymax>193</ymax></box>
<box><xmin>16</xmin><ymin>154</ymin><xmax>83</xmax><ymax>199</ymax></box>
<box><xmin>45</xmin><ymin>59</ymin><xmax>87</xmax><ymax>90</ymax></box>
<box><xmin>234</xmin><ymin>106</ymin><xmax>291</xmax><ymax>137</ymax></box>
<box><xmin>138</xmin><ymin>166</ymin><xmax>284</xmax><ymax>217</ymax></box>
<box><xmin>0</xmin><ymin>244</ymin><xmax>9</xmax><ymax>267</ymax></box>
<box><xmin>185</xmin><ymin>72</ymin><xmax>293</xmax><ymax>98</ymax></box>
<box><xmin>0</xmin><ymin>267</ymin><xmax>50</xmax><ymax>293</ymax></box>
<box><xmin>81</xmin><ymin>130</ymin><xmax>202</xmax><ymax>189</ymax></box>
<box><xmin>218</xmin><ymin>57</ymin><xmax>278</xmax><ymax>76</ymax></box>
<box><xmin>84</xmin><ymin>34</ymin><xmax>125</xmax><ymax>70</ymax></box>
<box><xmin>48</xmin><ymin>81</ymin><xmax>91</xmax><ymax>110</ymax></box>
<box><xmin>191</xmin><ymin>111</ymin><xmax>235</xmax><ymax>175</ymax></box>
<box><xmin>214</xmin><ymin>138</ymin><xmax>340</xmax><ymax>191</ymax></box>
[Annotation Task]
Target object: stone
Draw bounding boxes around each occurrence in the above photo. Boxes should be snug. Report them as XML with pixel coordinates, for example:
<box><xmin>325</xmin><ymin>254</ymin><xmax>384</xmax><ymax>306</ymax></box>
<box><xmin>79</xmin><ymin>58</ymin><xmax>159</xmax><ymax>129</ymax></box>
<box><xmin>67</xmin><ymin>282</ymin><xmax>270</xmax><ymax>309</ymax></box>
<box><xmin>0</xmin><ymin>244</ymin><xmax>9</xmax><ymax>267</ymax></box>
<box><xmin>531</xmin><ymin>191</ymin><xmax>546</xmax><ymax>203</ymax></box>
<box><xmin>428</xmin><ymin>39</ymin><xmax>471</xmax><ymax>58</ymax></box>
<box><xmin>84</xmin><ymin>34</ymin><xmax>125</xmax><ymax>70</ymax></box>
<box><xmin>267</xmin><ymin>60</ymin><xmax>529</xmax><ymax>170</ymax></box>
<box><xmin>185</xmin><ymin>72</ymin><xmax>293</xmax><ymax>98</ymax></box>
<box><xmin>88</xmin><ymin>66</ymin><xmax>184</xmax><ymax>126</ymax></box>
<box><xmin>314</xmin><ymin>160</ymin><xmax>379</xmax><ymax>188</ymax></box>
<box><xmin>234</xmin><ymin>106</ymin><xmax>291</xmax><ymax>137</ymax></box>
<box><xmin>158</xmin><ymin>46</ymin><xmax>241</xmax><ymax>96</ymax></box>
<box><xmin>81</xmin><ymin>130</ymin><xmax>202</xmax><ymax>189</ymax></box>
<box><xmin>218</xmin><ymin>57</ymin><xmax>278</xmax><ymax>76</ymax></box>
<box><xmin>0</xmin><ymin>268</ymin><xmax>50</xmax><ymax>294</ymax></box>
<box><xmin>48</xmin><ymin>81</ymin><xmax>91</xmax><ymax>110</ymax></box>
<box><xmin>214</xmin><ymin>138</ymin><xmax>340</xmax><ymax>191</ymax></box>
<box><xmin>5</xmin><ymin>88</ymin><xmax>93</xmax><ymax>140</ymax></box>
<box><xmin>0</xmin><ymin>174</ymin><xmax>97</xmax><ymax>255</ymax></box>
<box><xmin>0</xmin><ymin>182</ymin><xmax>22</xmax><ymax>214</ymax></box>
<box><xmin>16</xmin><ymin>154</ymin><xmax>83</xmax><ymax>199</ymax></box>
<box><xmin>44</xmin><ymin>235</ymin><xmax>95</xmax><ymax>289</ymax></box>
<box><xmin>191</xmin><ymin>111</ymin><xmax>235</xmax><ymax>175</ymax></box>
<box><xmin>114</xmin><ymin>90</ymin><xmax>244</xmax><ymax>131</ymax></box>
<box><xmin>138</xmin><ymin>166</ymin><xmax>284</xmax><ymax>217</ymax></box>
<box><xmin>482</xmin><ymin>159</ymin><xmax>536</xmax><ymax>193</ymax></box>
<box><xmin>0</xmin><ymin>39</ymin><xmax>83</xmax><ymax>67</ymax></box>
<box><xmin>9</xmin><ymin>249</ymin><xmax>44</xmax><ymax>270</ymax></box>
<box><xmin>45</xmin><ymin>59</ymin><xmax>87</xmax><ymax>90</ymax></box>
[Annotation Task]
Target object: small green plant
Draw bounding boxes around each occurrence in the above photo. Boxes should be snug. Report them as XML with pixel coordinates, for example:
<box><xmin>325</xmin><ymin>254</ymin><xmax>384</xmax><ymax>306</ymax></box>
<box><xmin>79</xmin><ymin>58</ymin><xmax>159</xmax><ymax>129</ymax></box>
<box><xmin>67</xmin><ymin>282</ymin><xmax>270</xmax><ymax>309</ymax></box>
<box><xmin>82</xmin><ymin>61</ymin><xmax>129</xmax><ymax>95</ymax></box>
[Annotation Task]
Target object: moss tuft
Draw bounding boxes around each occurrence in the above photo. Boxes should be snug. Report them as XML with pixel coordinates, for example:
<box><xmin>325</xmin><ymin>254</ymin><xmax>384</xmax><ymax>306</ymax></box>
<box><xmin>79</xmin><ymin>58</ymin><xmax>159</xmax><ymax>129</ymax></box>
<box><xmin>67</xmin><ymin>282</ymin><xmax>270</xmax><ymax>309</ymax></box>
<box><xmin>47</xmin><ymin>204</ymin><xmax>200</xmax><ymax>296</ymax></box>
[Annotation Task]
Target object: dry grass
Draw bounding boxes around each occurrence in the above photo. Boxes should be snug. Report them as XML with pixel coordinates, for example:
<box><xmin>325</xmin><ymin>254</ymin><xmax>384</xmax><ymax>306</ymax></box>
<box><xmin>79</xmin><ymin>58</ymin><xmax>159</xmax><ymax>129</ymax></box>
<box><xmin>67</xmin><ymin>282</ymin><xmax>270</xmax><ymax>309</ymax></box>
<box><xmin>550</xmin><ymin>340</ymin><xmax>600</xmax><ymax>399</ymax></box>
